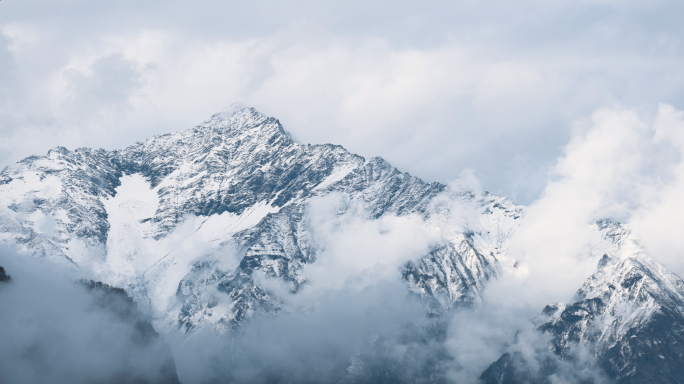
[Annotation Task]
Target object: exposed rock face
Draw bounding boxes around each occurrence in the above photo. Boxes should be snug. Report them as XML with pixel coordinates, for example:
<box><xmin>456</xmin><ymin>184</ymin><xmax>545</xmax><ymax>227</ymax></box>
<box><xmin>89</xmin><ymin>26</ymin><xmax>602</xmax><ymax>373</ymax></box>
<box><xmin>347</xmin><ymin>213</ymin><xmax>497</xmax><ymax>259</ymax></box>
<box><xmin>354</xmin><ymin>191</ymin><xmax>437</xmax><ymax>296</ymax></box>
<box><xmin>0</xmin><ymin>146</ymin><xmax>122</xmax><ymax>267</ymax></box>
<box><xmin>0</xmin><ymin>266</ymin><xmax>9</xmax><ymax>282</ymax></box>
<box><xmin>0</xmin><ymin>105</ymin><xmax>523</xmax><ymax>334</ymax></box>
<box><xmin>481</xmin><ymin>221</ymin><xmax>684</xmax><ymax>384</ymax></box>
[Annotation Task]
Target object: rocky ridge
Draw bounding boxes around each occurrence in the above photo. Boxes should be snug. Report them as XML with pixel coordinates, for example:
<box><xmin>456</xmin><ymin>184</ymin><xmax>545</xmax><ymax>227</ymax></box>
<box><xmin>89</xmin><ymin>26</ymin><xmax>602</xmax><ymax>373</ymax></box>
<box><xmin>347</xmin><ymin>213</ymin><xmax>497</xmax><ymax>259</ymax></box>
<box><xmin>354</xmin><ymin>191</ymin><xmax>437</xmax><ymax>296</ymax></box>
<box><xmin>0</xmin><ymin>105</ymin><xmax>523</xmax><ymax>333</ymax></box>
<box><xmin>481</xmin><ymin>220</ymin><xmax>684</xmax><ymax>384</ymax></box>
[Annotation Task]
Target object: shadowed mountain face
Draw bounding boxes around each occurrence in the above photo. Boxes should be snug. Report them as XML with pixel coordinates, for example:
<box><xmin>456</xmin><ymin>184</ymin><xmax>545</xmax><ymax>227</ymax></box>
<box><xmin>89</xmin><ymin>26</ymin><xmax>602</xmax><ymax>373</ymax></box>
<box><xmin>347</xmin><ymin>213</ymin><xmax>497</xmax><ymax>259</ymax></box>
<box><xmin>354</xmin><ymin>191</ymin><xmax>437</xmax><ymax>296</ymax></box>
<box><xmin>0</xmin><ymin>265</ymin><xmax>9</xmax><ymax>282</ymax></box>
<box><xmin>481</xmin><ymin>222</ymin><xmax>684</xmax><ymax>384</ymax></box>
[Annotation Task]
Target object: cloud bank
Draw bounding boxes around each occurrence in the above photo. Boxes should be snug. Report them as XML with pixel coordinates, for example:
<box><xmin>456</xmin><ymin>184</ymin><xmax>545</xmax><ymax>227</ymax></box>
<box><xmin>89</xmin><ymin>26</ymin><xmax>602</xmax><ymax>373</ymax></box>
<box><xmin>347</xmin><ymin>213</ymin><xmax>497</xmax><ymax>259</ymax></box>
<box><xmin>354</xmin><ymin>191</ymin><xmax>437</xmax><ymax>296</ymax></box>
<box><xmin>2</xmin><ymin>0</ymin><xmax>684</xmax><ymax>203</ymax></box>
<box><xmin>442</xmin><ymin>103</ymin><xmax>684</xmax><ymax>382</ymax></box>
<box><xmin>0</xmin><ymin>249</ymin><xmax>180</xmax><ymax>384</ymax></box>
<box><xmin>167</xmin><ymin>194</ymin><xmax>451</xmax><ymax>383</ymax></box>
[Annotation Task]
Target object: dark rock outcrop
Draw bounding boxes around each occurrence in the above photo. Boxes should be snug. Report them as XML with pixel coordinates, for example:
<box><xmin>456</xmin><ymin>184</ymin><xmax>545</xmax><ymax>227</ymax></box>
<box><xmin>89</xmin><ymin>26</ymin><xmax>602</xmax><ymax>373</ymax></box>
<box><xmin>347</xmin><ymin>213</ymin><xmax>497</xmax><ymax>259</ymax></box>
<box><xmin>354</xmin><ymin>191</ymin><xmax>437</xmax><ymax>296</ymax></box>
<box><xmin>0</xmin><ymin>266</ymin><xmax>10</xmax><ymax>282</ymax></box>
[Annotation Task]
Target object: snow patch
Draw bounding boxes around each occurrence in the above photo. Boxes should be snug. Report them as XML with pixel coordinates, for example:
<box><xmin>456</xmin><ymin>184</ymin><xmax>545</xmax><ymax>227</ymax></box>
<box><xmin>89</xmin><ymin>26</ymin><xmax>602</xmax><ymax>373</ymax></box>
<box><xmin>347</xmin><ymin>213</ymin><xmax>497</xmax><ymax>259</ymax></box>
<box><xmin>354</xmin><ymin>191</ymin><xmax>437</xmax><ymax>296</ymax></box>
<box><xmin>102</xmin><ymin>174</ymin><xmax>160</xmax><ymax>282</ymax></box>
<box><xmin>313</xmin><ymin>162</ymin><xmax>359</xmax><ymax>191</ymax></box>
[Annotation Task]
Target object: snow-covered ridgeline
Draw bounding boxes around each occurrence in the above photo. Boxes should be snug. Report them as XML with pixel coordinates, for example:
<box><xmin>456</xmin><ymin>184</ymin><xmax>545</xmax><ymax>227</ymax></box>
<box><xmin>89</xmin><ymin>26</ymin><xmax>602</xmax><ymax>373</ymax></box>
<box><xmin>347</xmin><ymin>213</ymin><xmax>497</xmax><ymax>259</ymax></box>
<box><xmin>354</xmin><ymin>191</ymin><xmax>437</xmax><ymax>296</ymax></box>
<box><xmin>483</xmin><ymin>221</ymin><xmax>684</xmax><ymax>383</ymax></box>
<box><xmin>0</xmin><ymin>105</ymin><xmax>524</xmax><ymax>333</ymax></box>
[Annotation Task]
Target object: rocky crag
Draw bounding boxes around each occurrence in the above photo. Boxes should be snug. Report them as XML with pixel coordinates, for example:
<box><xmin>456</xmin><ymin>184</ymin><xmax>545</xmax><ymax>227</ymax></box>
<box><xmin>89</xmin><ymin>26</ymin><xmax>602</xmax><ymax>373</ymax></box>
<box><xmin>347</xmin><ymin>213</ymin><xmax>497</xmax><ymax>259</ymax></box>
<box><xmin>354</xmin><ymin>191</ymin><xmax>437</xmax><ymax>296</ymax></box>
<box><xmin>481</xmin><ymin>221</ymin><xmax>684</xmax><ymax>384</ymax></box>
<box><xmin>0</xmin><ymin>105</ymin><xmax>522</xmax><ymax>334</ymax></box>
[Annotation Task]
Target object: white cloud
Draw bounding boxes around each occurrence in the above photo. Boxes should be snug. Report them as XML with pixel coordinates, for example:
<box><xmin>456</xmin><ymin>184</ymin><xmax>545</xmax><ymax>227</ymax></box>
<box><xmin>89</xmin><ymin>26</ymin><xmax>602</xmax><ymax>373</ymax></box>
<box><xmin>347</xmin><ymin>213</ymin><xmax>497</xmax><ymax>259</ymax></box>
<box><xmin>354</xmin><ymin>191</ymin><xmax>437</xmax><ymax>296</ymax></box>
<box><xmin>1</xmin><ymin>0</ymin><xmax>684</xmax><ymax>203</ymax></box>
<box><xmin>438</xmin><ymin>103</ymin><xmax>684</xmax><ymax>382</ymax></box>
<box><xmin>630</xmin><ymin>104</ymin><xmax>684</xmax><ymax>277</ymax></box>
<box><xmin>300</xmin><ymin>193</ymin><xmax>439</xmax><ymax>295</ymax></box>
<box><xmin>490</xmin><ymin>106</ymin><xmax>658</xmax><ymax>308</ymax></box>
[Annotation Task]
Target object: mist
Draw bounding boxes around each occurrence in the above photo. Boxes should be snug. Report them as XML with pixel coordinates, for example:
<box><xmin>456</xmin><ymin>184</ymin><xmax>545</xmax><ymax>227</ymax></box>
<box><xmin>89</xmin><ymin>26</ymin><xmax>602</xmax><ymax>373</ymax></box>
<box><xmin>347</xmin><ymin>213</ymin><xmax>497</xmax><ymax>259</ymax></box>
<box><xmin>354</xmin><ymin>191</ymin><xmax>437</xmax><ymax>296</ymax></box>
<box><xmin>442</xmin><ymin>103</ymin><xmax>684</xmax><ymax>383</ymax></box>
<box><xmin>166</xmin><ymin>193</ymin><xmax>453</xmax><ymax>383</ymax></box>
<box><xmin>170</xmin><ymin>278</ymin><xmax>449</xmax><ymax>383</ymax></box>
<box><xmin>0</xmin><ymin>248</ymin><xmax>180</xmax><ymax>384</ymax></box>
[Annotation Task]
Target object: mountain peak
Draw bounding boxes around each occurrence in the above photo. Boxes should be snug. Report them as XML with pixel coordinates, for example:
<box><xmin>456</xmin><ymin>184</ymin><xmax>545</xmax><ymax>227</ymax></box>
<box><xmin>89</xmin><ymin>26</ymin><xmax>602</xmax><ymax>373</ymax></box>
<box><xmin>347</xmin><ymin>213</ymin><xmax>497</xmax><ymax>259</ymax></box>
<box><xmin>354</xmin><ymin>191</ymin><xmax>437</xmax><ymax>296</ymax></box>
<box><xmin>213</xmin><ymin>102</ymin><xmax>264</xmax><ymax>120</ymax></box>
<box><xmin>205</xmin><ymin>102</ymin><xmax>258</xmax><ymax>125</ymax></box>
<box><xmin>197</xmin><ymin>104</ymin><xmax>287</xmax><ymax>139</ymax></box>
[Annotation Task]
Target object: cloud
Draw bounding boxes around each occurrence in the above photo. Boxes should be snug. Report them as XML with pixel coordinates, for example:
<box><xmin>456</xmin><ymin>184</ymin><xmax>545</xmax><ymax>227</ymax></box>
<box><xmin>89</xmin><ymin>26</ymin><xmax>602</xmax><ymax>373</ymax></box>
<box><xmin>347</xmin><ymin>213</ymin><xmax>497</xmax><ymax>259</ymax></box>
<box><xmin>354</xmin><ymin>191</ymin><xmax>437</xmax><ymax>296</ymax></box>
<box><xmin>58</xmin><ymin>53</ymin><xmax>143</xmax><ymax>121</ymax></box>
<box><xmin>629</xmin><ymin>104</ymin><xmax>684</xmax><ymax>277</ymax></box>
<box><xmin>490</xmin><ymin>105</ymin><xmax>672</xmax><ymax>308</ymax></box>
<box><xmin>0</xmin><ymin>247</ymin><xmax>179</xmax><ymax>384</ymax></box>
<box><xmin>165</xmin><ymin>194</ymin><xmax>448</xmax><ymax>383</ymax></box>
<box><xmin>300</xmin><ymin>193</ymin><xmax>439</xmax><ymax>293</ymax></box>
<box><xmin>2</xmin><ymin>0</ymin><xmax>684</xmax><ymax>203</ymax></box>
<box><xmin>437</xmin><ymin>103</ymin><xmax>684</xmax><ymax>382</ymax></box>
<box><xmin>3</xmin><ymin>1</ymin><xmax>684</xmax><ymax>381</ymax></box>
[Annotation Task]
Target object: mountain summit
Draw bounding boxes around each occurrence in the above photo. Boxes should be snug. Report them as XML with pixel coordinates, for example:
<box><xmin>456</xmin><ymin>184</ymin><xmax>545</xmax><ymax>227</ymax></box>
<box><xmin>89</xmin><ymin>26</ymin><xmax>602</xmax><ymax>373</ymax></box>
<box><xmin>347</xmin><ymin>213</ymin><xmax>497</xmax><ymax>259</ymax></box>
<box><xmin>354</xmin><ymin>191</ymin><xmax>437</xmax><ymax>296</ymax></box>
<box><xmin>0</xmin><ymin>106</ymin><xmax>522</xmax><ymax>333</ymax></box>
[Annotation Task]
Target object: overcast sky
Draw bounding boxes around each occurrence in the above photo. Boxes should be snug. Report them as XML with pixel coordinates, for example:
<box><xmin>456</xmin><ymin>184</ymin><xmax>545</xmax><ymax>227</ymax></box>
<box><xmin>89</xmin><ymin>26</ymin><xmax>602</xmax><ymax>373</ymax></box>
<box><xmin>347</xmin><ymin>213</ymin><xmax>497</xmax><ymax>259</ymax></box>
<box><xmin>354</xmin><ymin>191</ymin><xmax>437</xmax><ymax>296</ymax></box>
<box><xmin>1</xmin><ymin>0</ymin><xmax>684</xmax><ymax>204</ymax></box>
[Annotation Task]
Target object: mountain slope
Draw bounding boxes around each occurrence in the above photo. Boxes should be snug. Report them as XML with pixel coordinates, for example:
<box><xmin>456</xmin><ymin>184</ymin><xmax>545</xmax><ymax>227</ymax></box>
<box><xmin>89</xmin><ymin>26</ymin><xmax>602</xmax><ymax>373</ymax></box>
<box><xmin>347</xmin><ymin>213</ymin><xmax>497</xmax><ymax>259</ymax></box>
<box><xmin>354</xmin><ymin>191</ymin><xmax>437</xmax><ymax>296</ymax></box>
<box><xmin>0</xmin><ymin>105</ymin><xmax>523</xmax><ymax>334</ymax></box>
<box><xmin>481</xmin><ymin>221</ymin><xmax>684</xmax><ymax>384</ymax></box>
<box><xmin>0</xmin><ymin>146</ymin><xmax>122</xmax><ymax>267</ymax></box>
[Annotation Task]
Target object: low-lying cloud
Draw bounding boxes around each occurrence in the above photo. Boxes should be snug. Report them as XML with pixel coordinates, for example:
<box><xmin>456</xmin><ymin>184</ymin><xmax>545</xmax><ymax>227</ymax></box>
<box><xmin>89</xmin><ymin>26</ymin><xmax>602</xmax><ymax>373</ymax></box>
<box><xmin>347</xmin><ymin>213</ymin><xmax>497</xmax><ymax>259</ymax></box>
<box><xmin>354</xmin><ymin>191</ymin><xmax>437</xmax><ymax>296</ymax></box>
<box><xmin>169</xmin><ymin>193</ymin><xmax>451</xmax><ymax>383</ymax></box>
<box><xmin>0</xmin><ymin>249</ymin><xmax>179</xmax><ymax>384</ymax></box>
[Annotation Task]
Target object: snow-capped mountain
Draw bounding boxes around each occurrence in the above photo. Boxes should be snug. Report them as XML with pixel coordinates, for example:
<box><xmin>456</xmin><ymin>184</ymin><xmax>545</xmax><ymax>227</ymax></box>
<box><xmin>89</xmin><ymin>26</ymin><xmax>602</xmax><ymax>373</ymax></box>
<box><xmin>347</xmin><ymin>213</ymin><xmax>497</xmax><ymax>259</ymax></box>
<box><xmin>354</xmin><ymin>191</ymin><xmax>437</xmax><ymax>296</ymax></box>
<box><xmin>0</xmin><ymin>105</ymin><xmax>522</xmax><ymax>333</ymax></box>
<box><xmin>5</xmin><ymin>104</ymin><xmax>684</xmax><ymax>383</ymax></box>
<box><xmin>481</xmin><ymin>220</ymin><xmax>684</xmax><ymax>384</ymax></box>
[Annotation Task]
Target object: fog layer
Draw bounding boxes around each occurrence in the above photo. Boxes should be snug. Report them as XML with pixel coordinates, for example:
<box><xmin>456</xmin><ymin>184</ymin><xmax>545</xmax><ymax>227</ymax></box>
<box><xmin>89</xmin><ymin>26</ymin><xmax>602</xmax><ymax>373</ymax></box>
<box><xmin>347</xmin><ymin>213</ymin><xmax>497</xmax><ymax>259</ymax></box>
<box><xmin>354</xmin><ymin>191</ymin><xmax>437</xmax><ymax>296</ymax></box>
<box><xmin>0</xmin><ymin>250</ymin><xmax>180</xmax><ymax>384</ymax></box>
